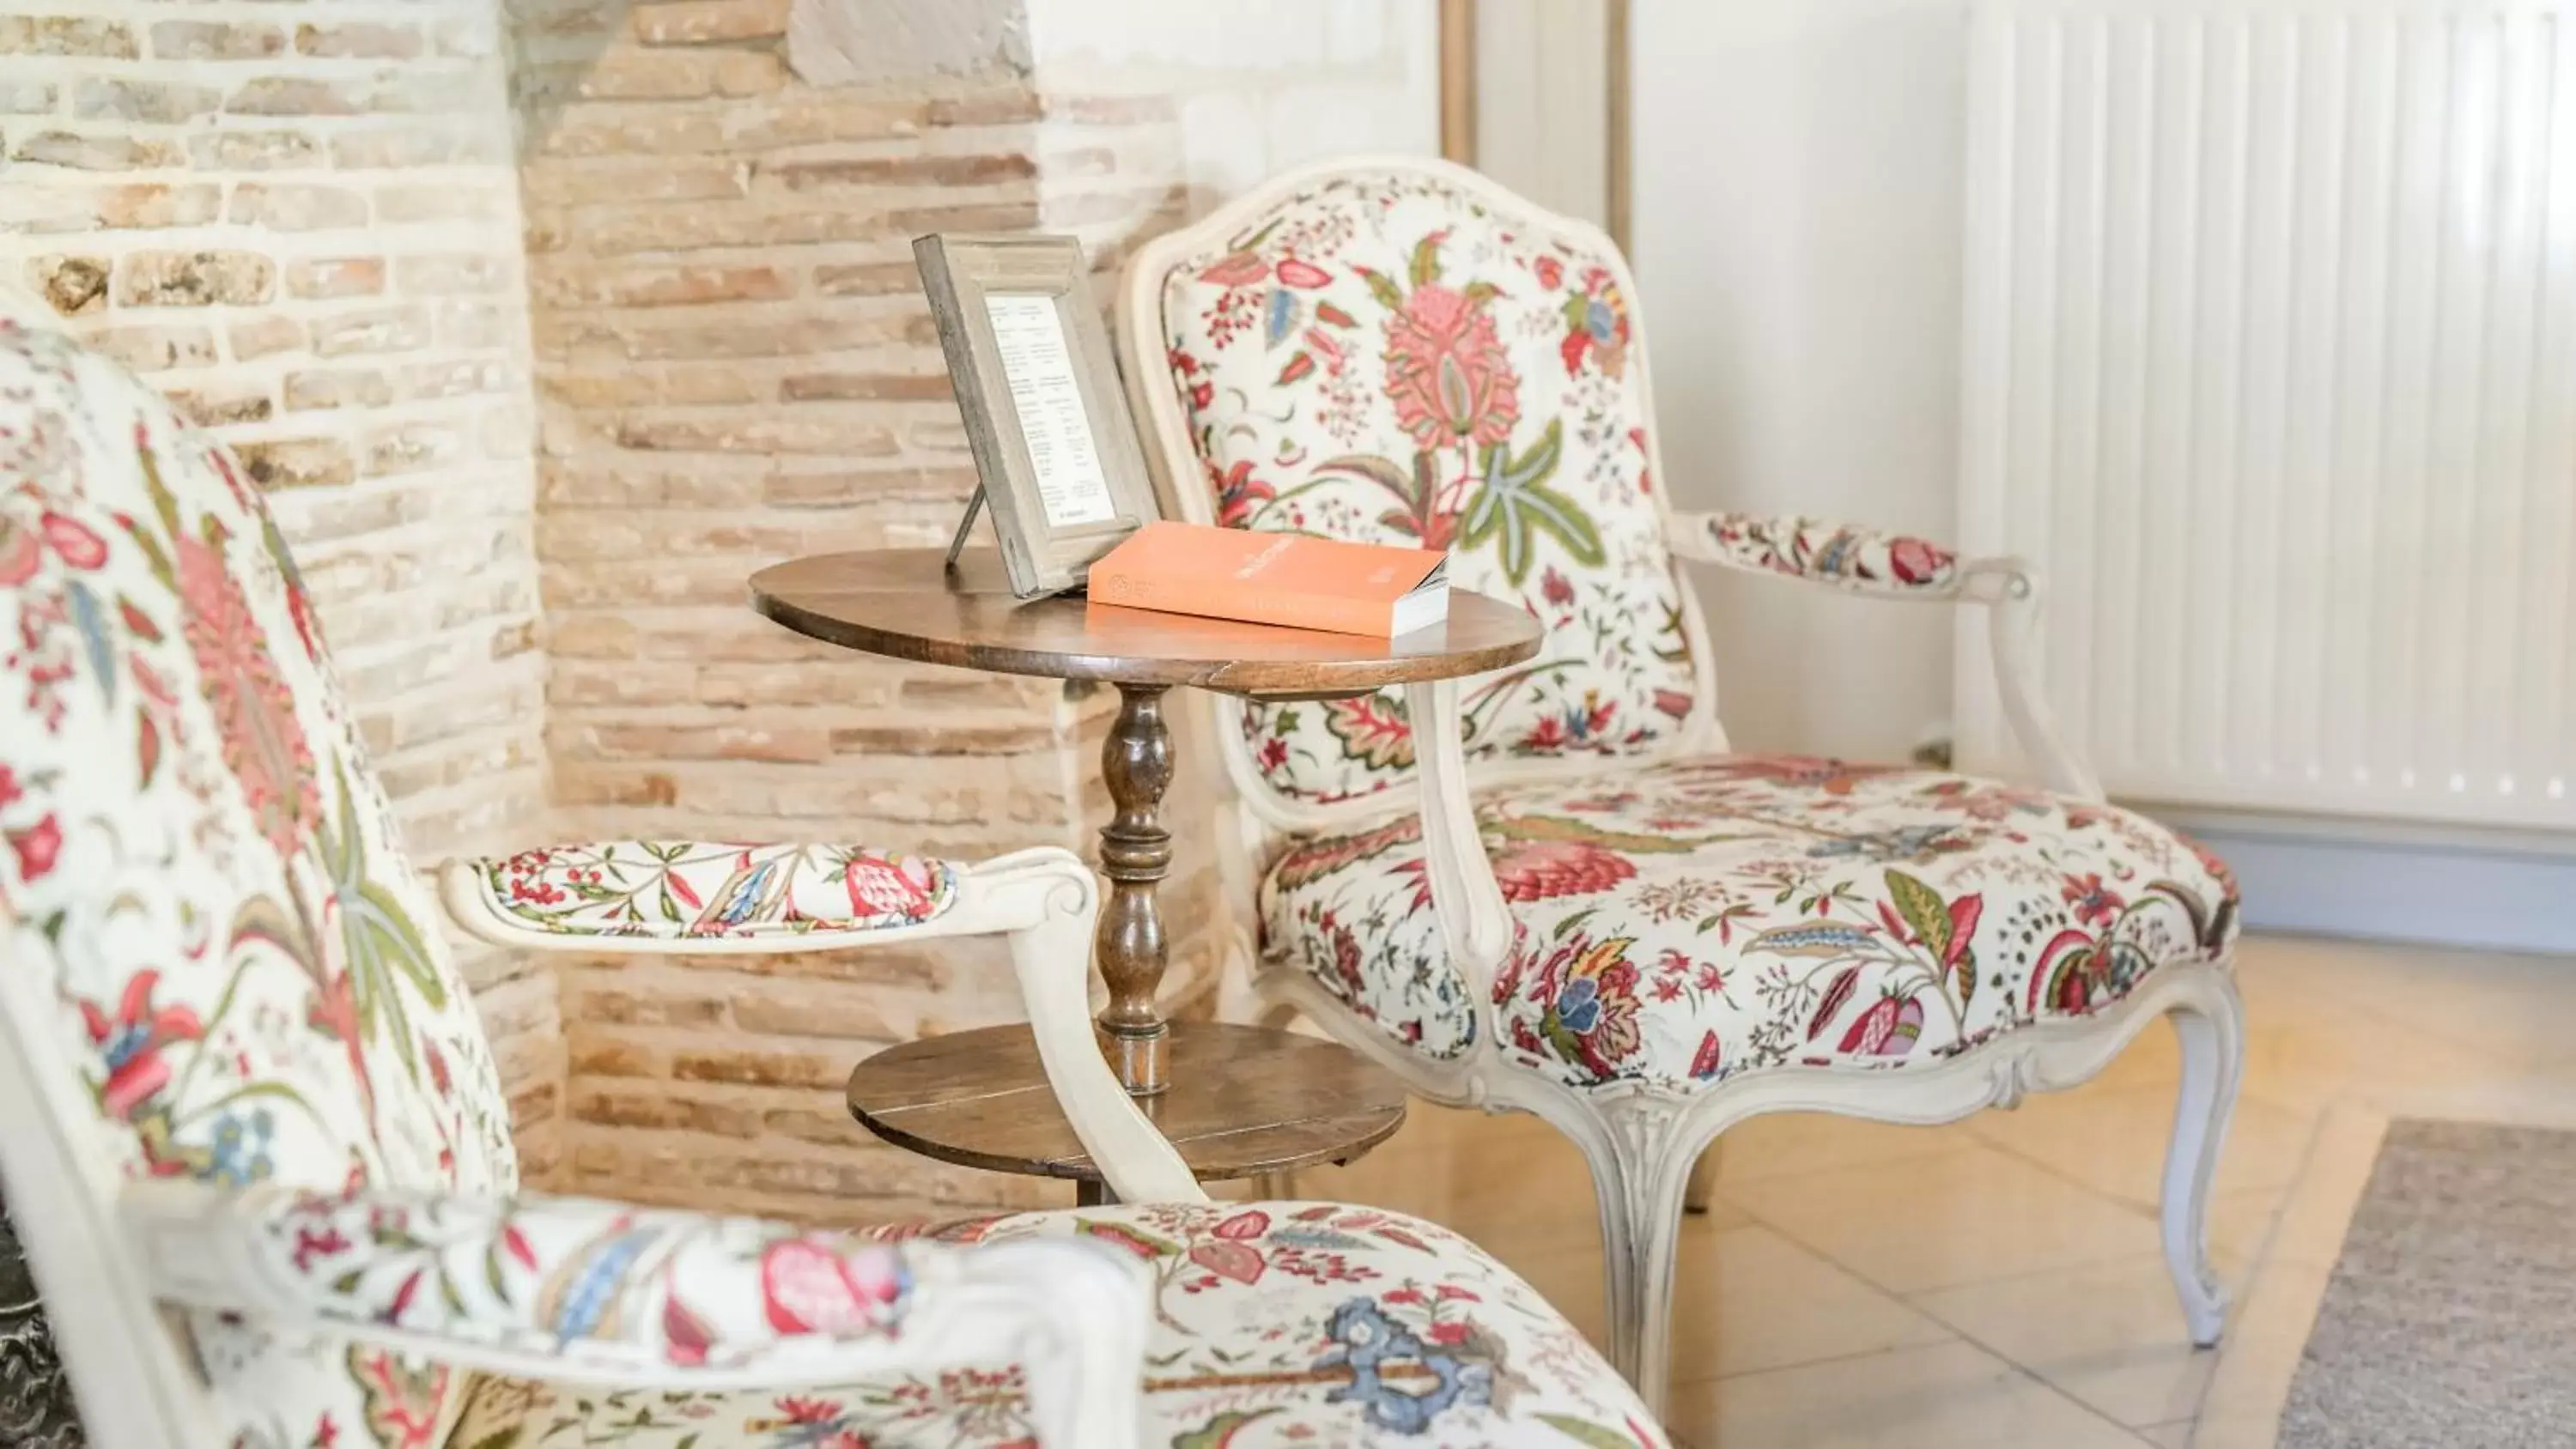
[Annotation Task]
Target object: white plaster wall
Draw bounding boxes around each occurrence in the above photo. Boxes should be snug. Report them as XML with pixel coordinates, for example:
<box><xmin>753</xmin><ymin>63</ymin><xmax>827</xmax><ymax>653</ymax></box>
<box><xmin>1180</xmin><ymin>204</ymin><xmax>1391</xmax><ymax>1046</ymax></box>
<box><xmin>1631</xmin><ymin>0</ymin><xmax>1968</xmax><ymax>761</ymax></box>
<box><xmin>1027</xmin><ymin>0</ymin><xmax>1440</xmax><ymax>202</ymax></box>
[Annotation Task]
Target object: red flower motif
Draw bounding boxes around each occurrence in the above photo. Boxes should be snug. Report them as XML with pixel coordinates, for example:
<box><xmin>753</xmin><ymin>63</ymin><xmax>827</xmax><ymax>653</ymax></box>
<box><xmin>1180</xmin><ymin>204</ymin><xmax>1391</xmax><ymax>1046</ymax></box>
<box><xmin>1540</xmin><ymin>566</ymin><xmax>1577</xmax><ymax>609</ymax></box>
<box><xmin>760</xmin><ymin>1238</ymin><xmax>908</xmax><ymax>1335</ymax></box>
<box><xmin>1888</xmin><ymin>535</ymin><xmax>1954</xmax><ymax>585</ymax></box>
<box><xmin>777</xmin><ymin>1397</ymin><xmax>844</xmax><ymax>1425</ymax></box>
<box><xmin>1836</xmin><ymin>992</ymin><xmax>1927</xmax><ymax>1058</ymax></box>
<box><xmin>1200</xmin><ymin>252</ymin><xmax>1270</xmax><ymax>288</ymax></box>
<box><xmin>9</xmin><ymin>814</ymin><xmax>62</xmax><ymax>880</ymax></box>
<box><xmin>846</xmin><ymin>854</ymin><xmax>933</xmax><ymax>922</ymax></box>
<box><xmin>1689</xmin><ymin>1030</ymin><xmax>1723</xmax><ymax>1079</ymax></box>
<box><xmin>2061</xmin><ymin>873</ymin><xmax>2125</xmax><ymax>927</ymax></box>
<box><xmin>77</xmin><ymin>971</ymin><xmax>205</xmax><ymax>1119</ymax></box>
<box><xmin>1275</xmin><ymin>258</ymin><xmax>1331</xmax><ymax>288</ymax></box>
<box><xmin>175</xmin><ymin>530</ymin><xmax>321</xmax><ymax>858</ymax></box>
<box><xmin>1491</xmin><ymin>839</ymin><xmax>1634</xmax><ymax>903</ymax></box>
<box><xmin>1382</xmin><ymin>283</ymin><xmax>1521</xmax><ymax>452</ymax></box>
<box><xmin>1188</xmin><ymin>1209</ymin><xmax>1271</xmax><ymax>1285</ymax></box>
<box><xmin>1533</xmin><ymin>256</ymin><xmax>1564</xmax><ymax>289</ymax></box>
<box><xmin>1210</xmin><ymin>458</ymin><xmax>1276</xmax><ymax>529</ymax></box>
<box><xmin>0</xmin><ymin>509</ymin><xmax>109</xmax><ymax>586</ymax></box>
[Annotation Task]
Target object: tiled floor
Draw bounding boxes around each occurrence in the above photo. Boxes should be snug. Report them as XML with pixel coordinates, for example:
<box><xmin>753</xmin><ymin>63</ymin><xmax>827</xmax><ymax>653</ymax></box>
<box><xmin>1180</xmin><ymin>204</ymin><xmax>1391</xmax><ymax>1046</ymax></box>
<box><xmin>1288</xmin><ymin>933</ymin><xmax>2576</xmax><ymax>1448</ymax></box>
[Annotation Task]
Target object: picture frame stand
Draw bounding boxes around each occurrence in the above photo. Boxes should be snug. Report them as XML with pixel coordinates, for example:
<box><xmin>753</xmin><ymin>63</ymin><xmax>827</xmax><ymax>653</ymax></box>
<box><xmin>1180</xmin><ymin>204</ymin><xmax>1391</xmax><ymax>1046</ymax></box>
<box><xmin>943</xmin><ymin>483</ymin><xmax>988</xmax><ymax>571</ymax></box>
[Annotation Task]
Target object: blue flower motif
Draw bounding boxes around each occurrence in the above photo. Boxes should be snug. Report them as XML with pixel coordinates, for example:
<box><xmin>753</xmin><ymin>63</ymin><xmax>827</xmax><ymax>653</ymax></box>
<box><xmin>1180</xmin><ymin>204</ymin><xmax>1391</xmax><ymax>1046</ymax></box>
<box><xmin>1265</xmin><ymin>288</ymin><xmax>1301</xmax><ymax>346</ymax></box>
<box><xmin>1316</xmin><ymin>1298</ymin><xmax>1492</xmax><ymax>1434</ymax></box>
<box><xmin>206</xmin><ymin>1107</ymin><xmax>276</xmax><ymax>1186</ymax></box>
<box><xmin>1584</xmin><ymin>298</ymin><xmax>1617</xmax><ymax>343</ymax></box>
<box><xmin>1554</xmin><ymin>976</ymin><xmax>1601</xmax><ymax>1034</ymax></box>
<box><xmin>1807</xmin><ymin>824</ymin><xmax>1964</xmax><ymax>861</ymax></box>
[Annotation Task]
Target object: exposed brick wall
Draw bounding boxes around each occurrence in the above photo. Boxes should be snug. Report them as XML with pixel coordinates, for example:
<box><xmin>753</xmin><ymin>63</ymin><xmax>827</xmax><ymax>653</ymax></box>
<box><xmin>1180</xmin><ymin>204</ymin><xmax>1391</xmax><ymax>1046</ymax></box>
<box><xmin>0</xmin><ymin>0</ymin><xmax>1427</xmax><ymax>1231</ymax></box>
<box><xmin>513</xmin><ymin>0</ymin><xmax>1224</xmax><ymax>1228</ymax></box>
<box><xmin>0</xmin><ymin>1</ymin><xmax>563</xmax><ymax>1182</ymax></box>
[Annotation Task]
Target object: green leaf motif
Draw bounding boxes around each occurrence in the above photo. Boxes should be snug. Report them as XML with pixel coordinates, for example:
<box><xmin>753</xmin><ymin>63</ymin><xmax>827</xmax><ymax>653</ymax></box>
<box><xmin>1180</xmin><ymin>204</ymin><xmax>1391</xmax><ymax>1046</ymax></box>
<box><xmin>1539</xmin><ymin>1413</ymin><xmax>1645</xmax><ymax>1449</ymax></box>
<box><xmin>1884</xmin><ymin>869</ymin><xmax>1951</xmax><ymax>961</ymax></box>
<box><xmin>1499</xmin><ymin>812</ymin><xmax>1737</xmax><ymax>856</ymax></box>
<box><xmin>1176</xmin><ymin>1409</ymin><xmax>1284</xmax><ymax>1449</ymax></box>
<box><xmin>1456</xmin><ymin>421</ymin><xmax>1603</xmax><ymax>585</ymax></box>
<box><xmin>1407</xmin><ymin>233</ymin><xmax>1444</xmax><ymax>289</ymax></box>
<box><xmin>1354</xmin><ymin>265</ymin><xmax>1406</xmax><ymax>314</ymax></box>
<box><xmin>318</xmin><ymin>760</ymin><xmax>447</xmax><ymax>1084</ymax></box>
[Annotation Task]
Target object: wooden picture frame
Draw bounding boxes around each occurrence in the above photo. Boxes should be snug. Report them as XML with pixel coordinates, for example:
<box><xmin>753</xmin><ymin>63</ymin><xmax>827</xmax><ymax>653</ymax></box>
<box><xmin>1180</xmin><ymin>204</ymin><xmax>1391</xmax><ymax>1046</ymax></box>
<box><xmin>914</xmin><ymin>233</ymin><xmax>1160</xmax><ymax>599</ymax></box>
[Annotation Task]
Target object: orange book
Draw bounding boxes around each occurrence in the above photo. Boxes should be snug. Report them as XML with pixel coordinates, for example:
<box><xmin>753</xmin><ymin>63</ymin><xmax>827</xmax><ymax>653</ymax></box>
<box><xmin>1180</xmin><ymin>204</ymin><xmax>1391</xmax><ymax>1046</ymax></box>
<box><xmin>1086</xmin><ymin>521</ymin><xmax>1449</xmax><ymax>638</ymax></box>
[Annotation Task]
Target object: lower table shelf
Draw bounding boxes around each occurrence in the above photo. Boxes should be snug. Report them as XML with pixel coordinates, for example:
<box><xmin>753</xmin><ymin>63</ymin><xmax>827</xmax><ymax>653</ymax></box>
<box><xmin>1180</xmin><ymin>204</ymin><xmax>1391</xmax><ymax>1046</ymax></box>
<box><xmin>845</xmin><ymin>1020</ymin><xmax>1409</xmax><ymax>1203</ymax></box>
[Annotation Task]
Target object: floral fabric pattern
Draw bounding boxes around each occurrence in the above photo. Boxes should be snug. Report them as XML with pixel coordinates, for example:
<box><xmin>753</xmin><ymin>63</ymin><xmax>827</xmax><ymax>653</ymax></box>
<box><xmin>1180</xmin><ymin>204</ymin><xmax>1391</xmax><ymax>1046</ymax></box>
<box><xmin>228</xmin><ymin>1185</ymin><xmax>915</xmax><ymax>1374</ymax></box>
<box><xmin>450</xmin><ymin>1201</ymin><xmax>1662</xmax><ymax>1449</ymax></box>
<box><xmin>1157</xmin><ymin>168</ymin><xmax>1698</xmax><ymax>806</ymax></box>
<box><xmin>0</xmin><ymin>323</ymin><xmax>514</xmax><ymax>1447</ymax></box>
<box><xmin>1261</xmin><ymin>755</ymin><xmax>2238</xmax><ymax>1089</ymax></box>
<box><xmin>466</xmin><ymin>842</ymin><xmax>959</xmax><ymax>939</ymax></box>
<box><xmin>1696</xmin><ymin>512</ymin><xmax>1961</xmax><ymax>596</ymax></box>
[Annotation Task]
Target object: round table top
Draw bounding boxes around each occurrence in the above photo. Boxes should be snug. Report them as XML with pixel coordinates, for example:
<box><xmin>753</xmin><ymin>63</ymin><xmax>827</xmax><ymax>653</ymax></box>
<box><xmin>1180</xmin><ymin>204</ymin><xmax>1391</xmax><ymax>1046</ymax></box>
<box><xmin>845</xmin><ymin>1022</ymin><xmax>1408</xmax><ymax>1185</ymax></box>
<box><xmin>750</xmin><ymin>547</ymin><xmax>1541</xmax><ymax>698</ymax></box>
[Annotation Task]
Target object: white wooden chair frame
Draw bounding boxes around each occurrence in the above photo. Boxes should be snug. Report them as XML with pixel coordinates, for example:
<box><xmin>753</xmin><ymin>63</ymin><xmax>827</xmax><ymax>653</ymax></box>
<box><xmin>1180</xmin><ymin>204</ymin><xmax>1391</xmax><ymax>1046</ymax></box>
<box><xmin>0</xmin><ymin>845</ymin><xmax>1203</xmax><ymax>1449</ymax></box>
<box><xmin>1114</xmin><ymin>154</ymin><xmax>2245</xmax><ymax>1413</ymax></box>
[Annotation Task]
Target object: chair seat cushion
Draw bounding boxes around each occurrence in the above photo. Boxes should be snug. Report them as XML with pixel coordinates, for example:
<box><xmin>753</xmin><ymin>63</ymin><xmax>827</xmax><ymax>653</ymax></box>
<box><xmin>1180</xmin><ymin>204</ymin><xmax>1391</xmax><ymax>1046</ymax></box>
<box><xmin>1261</xmin><ymin>754</ymin><xmax>2239</xmax><ymax>1090</ymax></box>
<box><xmin>446</xmin><ymin>1201</ymin><xmax>1663</xmax><ymax>1448</ymax></box>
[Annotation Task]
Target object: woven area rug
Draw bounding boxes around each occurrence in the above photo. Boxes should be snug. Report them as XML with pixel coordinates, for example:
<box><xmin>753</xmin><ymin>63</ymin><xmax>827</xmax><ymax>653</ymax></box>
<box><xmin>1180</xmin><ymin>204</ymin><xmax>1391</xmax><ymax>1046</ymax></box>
<box><xmin>2276</xmin><ymin>1119</ymin><xmax>2576</xmax><ymax>1447</ymax></box>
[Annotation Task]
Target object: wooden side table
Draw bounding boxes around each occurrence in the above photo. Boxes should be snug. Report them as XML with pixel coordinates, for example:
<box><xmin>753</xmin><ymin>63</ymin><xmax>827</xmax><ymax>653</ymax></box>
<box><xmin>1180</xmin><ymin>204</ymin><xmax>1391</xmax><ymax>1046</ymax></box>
<box><xmin>749</xmin><ymin>547</ymin><xmax>1543</xmax><ymax>1202</ymax></box>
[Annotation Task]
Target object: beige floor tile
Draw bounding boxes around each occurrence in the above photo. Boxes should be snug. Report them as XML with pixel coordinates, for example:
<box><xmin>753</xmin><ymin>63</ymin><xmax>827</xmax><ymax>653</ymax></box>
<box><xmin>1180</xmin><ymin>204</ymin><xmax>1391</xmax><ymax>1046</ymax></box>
<box><xmin>2195</xmin><ymin>1252</ymin><xmax>2334</xmax><ymax>1449</ymax></box>
<box><xmin>1909</xmin><ymin>1254</ymin><xmax>2224</xmax><ymax>1428</ymax></box>
<box><xmin>1967</xmin><ymin>1082</ymin><xmax>2315</xmax><ymax>1210</ymax></box>
<box><xmin>1670</xmin><ymin>1341</ymin><xmax>2147</xmax><ymax>1449</ymax></box>
<box><xmin>1668</xmin><ymin>1224</ymin><xmax>1955</xmax><ymax>1381</ymax></box>
<box><xmin>1708</xmin><ymin>1109</ymin><xmax>1982</xmax><ymax>1184</ymax></box>
<box><xmin>2205</xmin><ymin>1183</ymin><xmax>2289</xmax><ymax>1270</ymax></box>
<box><xmin>2241</xmin><ymin>935</ymin><xmax>2576</xmax><ymax>1069</ymax></box>
<box><xmin>2195</xmin><ymin>1107</ymin><xmax>2390</xmax><ymax>1449</ymax></box>
<box><xmin>2139</xmin><ymin>1420</ymin><xmax>2196</xmax><ymax>1447</ymax></box>
<box><xmin>1723</xmin><ymin>1143</ymin><xmax>2163</xmax><ymax>1295</ymax></box>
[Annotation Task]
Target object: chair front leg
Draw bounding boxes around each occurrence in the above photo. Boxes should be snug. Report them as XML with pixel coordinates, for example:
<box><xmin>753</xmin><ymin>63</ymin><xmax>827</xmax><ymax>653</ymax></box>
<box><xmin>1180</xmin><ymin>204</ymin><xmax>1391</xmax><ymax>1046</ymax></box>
<box><xmin>2162</xmin><ymin>967</ymin><xmax>2245</xmax><ymax>1346</ymax></box>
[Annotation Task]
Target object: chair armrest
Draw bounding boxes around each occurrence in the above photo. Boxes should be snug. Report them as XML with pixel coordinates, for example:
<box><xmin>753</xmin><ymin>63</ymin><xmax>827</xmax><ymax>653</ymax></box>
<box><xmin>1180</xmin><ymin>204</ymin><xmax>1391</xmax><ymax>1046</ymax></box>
<box><xmin>1666</xmin><ymin>509</ymin><xmax>1965</xmax><ymax>597</ymax></box>
<box><xmin>1666</xmin><ymin>512</ymin><xmax>2103</xmax><ymax>800</ymax></box>
<box><xmin>436</xmin><ymin>840</ymin><xmax>969</xmax><ymax>953</ymax></box>
<box><xmin>124</xmin><ymin>1178</ymin><xmax>1147</xmax><ymax>1446</ymax></box>
<box><xmin>436</xmin><ymin>843</ymin><xmax>1206</xmax><ymax>1206</ymax></box>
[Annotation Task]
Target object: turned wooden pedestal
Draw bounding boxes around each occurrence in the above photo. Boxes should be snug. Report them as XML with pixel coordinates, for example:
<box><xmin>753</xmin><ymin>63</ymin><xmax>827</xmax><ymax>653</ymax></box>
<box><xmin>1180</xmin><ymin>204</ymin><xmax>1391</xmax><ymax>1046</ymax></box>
<box><xmin>749</xmin><ymin>547</ymin><xmax>1543</xmax><ymax>1200</ymax></box>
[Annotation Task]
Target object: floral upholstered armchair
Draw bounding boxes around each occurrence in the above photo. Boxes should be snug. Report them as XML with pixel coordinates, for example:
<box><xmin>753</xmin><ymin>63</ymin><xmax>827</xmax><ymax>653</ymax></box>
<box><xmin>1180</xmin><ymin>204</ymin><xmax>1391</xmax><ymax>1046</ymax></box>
<box><xmin>1116</xmin><ymin>157</ymin><xmax>2247</xmax><ymax>1412</ymax></box>
<box><xmin>0</xmin><ymin>320</ymin><xmax>1673</xmax><ymax>1449</ymax></box>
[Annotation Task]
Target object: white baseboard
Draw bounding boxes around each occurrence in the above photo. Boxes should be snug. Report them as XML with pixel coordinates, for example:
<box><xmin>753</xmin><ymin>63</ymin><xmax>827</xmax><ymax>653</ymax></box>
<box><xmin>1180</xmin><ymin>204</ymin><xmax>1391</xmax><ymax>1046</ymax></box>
<box><xmin>2149</xmin><ymin>807</ymin><xmax>2576</xmax><ymax>956</ymax></box>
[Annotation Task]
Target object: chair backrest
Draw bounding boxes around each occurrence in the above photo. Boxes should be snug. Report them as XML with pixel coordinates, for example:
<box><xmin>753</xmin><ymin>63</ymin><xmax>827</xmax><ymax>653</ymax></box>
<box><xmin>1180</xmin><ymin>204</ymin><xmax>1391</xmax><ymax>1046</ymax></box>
<box><xmin>1119</xmin><ymin>157</ymin><xmax>1718</xmax><ymax>826</ymax></box>
<box><xmin>0</xmin><ymin>322</ymin><xmax>516</xmax><ymax>1446</ymax></box>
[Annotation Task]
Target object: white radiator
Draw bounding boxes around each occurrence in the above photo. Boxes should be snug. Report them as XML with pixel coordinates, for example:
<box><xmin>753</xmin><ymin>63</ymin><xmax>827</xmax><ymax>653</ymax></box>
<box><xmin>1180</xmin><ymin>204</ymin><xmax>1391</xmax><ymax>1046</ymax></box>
<box><xmin>1958</xmin><ymin>3</ymin><xmax>2576</xmax><ymax>832</ymax></box>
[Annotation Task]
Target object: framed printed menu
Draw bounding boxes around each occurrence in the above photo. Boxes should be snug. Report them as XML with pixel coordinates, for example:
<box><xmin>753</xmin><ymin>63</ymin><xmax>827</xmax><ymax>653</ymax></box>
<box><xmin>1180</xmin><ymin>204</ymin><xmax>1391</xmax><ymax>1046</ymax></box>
<box><xmin>914</xmin><ymin>233</ymin><xmax>1159</xmax><ymax>598</ymax></box>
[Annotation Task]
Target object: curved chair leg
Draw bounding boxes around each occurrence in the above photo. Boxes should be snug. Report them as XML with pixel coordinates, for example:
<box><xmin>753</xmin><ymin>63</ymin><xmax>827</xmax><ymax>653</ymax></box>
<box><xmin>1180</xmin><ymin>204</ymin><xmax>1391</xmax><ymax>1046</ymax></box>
<box><xmin>1572</xmin><ymin>1104</ymin><xmax>1696</xmax><ymax>1416</ymax></box>
<box><xmin>2162</xmin><ymin>969</ymin><xmax>2245</xmax><ymax>1347</ymax></box>
<box><xmin>1681</xmin><ymin>1143</ymin><xmax>1722</xmax><ymax>1214</ymax></box>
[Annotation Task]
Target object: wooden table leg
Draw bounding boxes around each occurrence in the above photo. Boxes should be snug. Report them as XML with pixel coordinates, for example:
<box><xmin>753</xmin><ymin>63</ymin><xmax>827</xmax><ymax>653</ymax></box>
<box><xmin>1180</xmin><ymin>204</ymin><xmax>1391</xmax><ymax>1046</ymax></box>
<box><xmin>1094</xmin><ymin>682</ymin><xmax>1173</xmax><ymax>1095</ymax></box>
